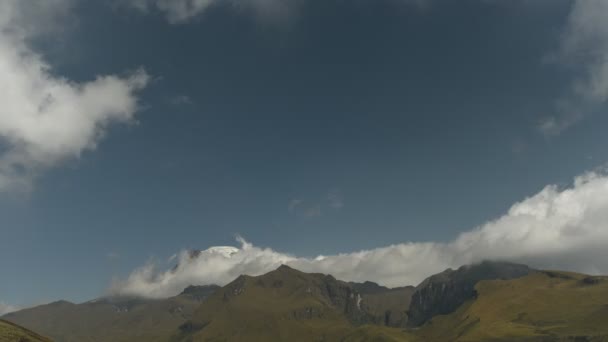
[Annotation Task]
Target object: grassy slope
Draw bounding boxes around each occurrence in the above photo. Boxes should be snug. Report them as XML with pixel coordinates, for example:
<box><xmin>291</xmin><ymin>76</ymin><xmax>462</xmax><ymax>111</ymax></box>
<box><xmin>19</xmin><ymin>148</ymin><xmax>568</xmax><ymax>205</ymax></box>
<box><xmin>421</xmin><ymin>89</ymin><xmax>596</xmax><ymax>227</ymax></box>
<box><xmin>8</xmin><ymin>267</ymin><xmax>608</xmax><ymax>341</ymax></box>
<box><xmin>416</xmin><ymin>271</ymin><xmax>608</xmax><ymax>341</ymax></box>
<box><xmin>176</xmin><ymin>267</ymin><xmax>416</xmax><ymax>342</ymax></box>
<box><xmin>0</xmin><ymin>319</ymin><xmax>52</xmax><ymax>342</ymax></box>
<box><xmin>4</xmin><ymin>295</ymin><xmax>206</xmax><ymax>342</ymax></box>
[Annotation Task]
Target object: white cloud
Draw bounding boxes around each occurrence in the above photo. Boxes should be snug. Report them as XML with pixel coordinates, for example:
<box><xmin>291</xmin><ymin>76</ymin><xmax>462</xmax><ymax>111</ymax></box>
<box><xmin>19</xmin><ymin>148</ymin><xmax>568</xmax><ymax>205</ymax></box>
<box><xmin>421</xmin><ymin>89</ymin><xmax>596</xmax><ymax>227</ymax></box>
<box><xmin>113</xmin><ymin>170</ymin><xmax>608</xmax><ymax>298</ymax></box>
<box><xmin>541</xmin><ymin>0</ymin><xmax>608</xmax><ymax>136</ymax></box>
<box><xmin>110</xmin><ymin>238</ymin><xmax>294</xmax><ymax>298</ymax></box>
<box><xmin>0</xmin><ymin>302</ymin><xmax>19</xmax><ymax>316</ymax></box>
<box><xmin>0</xmin><ymin>0</ymin><xmax>149</xmax><ymax>192</ymax></box>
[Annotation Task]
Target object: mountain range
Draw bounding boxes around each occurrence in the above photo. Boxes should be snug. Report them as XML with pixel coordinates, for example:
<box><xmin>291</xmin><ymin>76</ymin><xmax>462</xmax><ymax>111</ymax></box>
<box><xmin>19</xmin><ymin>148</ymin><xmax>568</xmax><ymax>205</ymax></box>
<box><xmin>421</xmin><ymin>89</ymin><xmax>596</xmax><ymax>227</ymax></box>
<box><xmin>3</xmin><ymin>261</ymin><xmax>608</xmax><ymax>341</ymax></box>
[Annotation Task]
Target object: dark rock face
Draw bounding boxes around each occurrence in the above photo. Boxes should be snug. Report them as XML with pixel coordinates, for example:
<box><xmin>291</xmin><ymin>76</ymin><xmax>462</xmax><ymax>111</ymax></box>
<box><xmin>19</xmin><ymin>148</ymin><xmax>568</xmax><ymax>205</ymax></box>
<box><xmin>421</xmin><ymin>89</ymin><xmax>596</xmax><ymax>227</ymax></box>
<box><xmin>349</xmin><ymin>281</ymin><xmax>391</xmax><ymax>295</ymax></box>
<box><xmin>271</xmin><ymin>265</ymin><xmax>372</xmax><ymax>324</ymax></box>
<box><xmin>179</xmin><ymin>285</ymin><xmax>221</xmax><ymax>301</ymax></box>
<box><xmin>407</xmin><ymin>261</ymin><xmax>532</xmax><ymax>327</ymax></box>
<box><xmin>319</xmin><ymin>274</ymin><xmax>369</xmax><ymax>324</ymax></box>
<box><xmin>346</xmin><ymin>280</ymin><xmax>416</xmax><ymax>328</ymax></box>
<box><xmin>359</xmin><ymin>286</ymin><xmax>415</xmax><ymax>327</ymax></box>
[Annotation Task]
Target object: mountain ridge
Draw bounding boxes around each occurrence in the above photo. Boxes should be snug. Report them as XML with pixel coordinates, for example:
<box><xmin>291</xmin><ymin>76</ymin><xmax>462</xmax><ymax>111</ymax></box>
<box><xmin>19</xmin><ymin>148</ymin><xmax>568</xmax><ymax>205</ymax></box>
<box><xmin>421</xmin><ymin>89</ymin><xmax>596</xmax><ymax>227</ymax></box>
<box><xmin>4</xmin><ymin>261</ymin><xmax>608</xmax><ymax>341</ymax></box>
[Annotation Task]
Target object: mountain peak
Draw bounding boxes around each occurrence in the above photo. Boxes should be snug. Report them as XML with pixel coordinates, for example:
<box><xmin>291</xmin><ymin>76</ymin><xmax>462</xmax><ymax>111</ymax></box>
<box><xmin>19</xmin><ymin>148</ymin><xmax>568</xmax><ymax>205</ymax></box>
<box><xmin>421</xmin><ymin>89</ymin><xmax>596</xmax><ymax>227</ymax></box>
<box><xmin>408</xmin><ymin>260</ymin><xmax>533</xmax><ymax>326</ymax></box>
<box><xmin>275</xmin><ymin>264</ymin><xmax>296</xmax><ymax>272</ymax></box>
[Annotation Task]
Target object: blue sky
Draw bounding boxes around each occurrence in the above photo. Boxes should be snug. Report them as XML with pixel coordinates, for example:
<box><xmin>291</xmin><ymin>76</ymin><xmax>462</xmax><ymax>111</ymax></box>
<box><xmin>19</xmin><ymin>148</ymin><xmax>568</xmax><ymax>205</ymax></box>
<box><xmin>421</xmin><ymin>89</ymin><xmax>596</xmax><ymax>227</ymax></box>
<box><xmin>2</xmin><ymin>0</ymin><xmax>608</xmax><ymax>309</ymax></box>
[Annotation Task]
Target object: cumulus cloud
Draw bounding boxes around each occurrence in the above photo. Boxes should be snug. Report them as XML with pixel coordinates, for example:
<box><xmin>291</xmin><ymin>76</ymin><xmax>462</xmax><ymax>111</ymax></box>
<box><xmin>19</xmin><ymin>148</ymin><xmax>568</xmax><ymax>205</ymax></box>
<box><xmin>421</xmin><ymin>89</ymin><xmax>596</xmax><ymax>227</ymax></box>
<box><xmin>0</xmin><ymin>0</ymin><xmax>149</xmax><ymax>192</ymax></box>
<box><xmin>112</xmin><ymin>170</ymin><xmax>608</xmax><ymax>298</ymax></box>
<box><xmin>0</xmin><ymin>302</ymin><xmax>19</xmax><ymax>316</ymax></box>
<box><xmin>541</xmin><ymin>0</ymin><xmax>608</xmax><ymax>136</ymax></box>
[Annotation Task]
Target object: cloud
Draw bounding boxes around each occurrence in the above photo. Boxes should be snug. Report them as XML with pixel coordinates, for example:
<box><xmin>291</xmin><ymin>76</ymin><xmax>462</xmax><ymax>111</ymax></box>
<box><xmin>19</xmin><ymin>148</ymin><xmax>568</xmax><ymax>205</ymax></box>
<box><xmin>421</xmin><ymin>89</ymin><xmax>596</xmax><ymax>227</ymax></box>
<box><xmin>110</xmin><ymin>239</ymin><xmax>293</xmax><ymax>298</ymax></box>
<box><xmin>541</xmin><ymin>0</ymin><xmax>608</xmax><ymax>136</ymax></box>
<box><xmin>169</xmin><ymin>95</ymin><xmax>193</xmax><ymax>106</ymax></box>
<box><xmin>0</xmin><ymin>0</ymin><xmax>149</xmax><ymax>192</ymax></box>
<box><xmin>327</xmin><ymin>189</ymin><xmax>344</xmax><ymax>209</ymax></box>
<box><xmin>122</xmin><ymin>0</ymin><xmax>304</xmax><ymax>24</ymax></box>
<box><xmin>113</xmin><ymin>169</ymin><xmax>608</xmax><ymax>298</ymax></box>
<box><xmin>106</xmin><ymin>252</ymin><xmax>121</xmax><ymax>260</ymax></box>
<box><xmin>0</xmin><ymin>302</ymin><xmax>19</xmax><ymax>316</ymax></box>
<box><xmin>288</xmin><ymin>199</ymin><xmax>321</xmax><ymax>218</ymax></box>
<box><xmin>288</xmin><ymin>189</ymin><xmax>344</xmax><ymax>218</ymax></box>
<box><xmin>122</xmin><ymin>0</ymin><xmax>430</xmax><ymax>24</ymax></box>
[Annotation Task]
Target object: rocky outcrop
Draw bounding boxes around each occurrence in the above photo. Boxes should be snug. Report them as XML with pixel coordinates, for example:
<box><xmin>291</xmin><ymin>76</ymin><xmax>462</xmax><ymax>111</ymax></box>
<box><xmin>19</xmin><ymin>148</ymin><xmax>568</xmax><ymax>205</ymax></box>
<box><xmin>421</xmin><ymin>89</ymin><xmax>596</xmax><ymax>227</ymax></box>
<box><xmin>179</xmin><ymin>285</ymin><xmax>221</xmax><ymax>301</ymax></box>
<box><xmin>407</xmin><ymin>261</ymin><xmax>532</xmax><ymax>327</ymax></box>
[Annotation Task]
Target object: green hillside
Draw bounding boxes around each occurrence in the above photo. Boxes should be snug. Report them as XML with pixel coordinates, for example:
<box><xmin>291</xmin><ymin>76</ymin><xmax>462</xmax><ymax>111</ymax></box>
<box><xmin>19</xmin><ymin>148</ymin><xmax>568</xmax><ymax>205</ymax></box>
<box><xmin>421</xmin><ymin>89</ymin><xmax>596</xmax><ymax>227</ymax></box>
<box><xmin>6</xmin><ymin>264</ymin><xmax>608</xmax><ymax>341</ymax></box>
<box><xmin>3</xmin><ymin>286</ymin><xmax>218</xmax><ymax>342</ymax></box>
<box><xmin>416</xmin><ymin>271</ymin><xmax>608</xmax><ymax>341</ymax></box>
<box><xmin>173</xmin><ymin>265</ymin><xmax>416</xmax><ymax>341</ymax></box>
<box><xmin>0</xmin><ymin>319</ymin><xmax>52</xmax><ymax>342</ymax></box>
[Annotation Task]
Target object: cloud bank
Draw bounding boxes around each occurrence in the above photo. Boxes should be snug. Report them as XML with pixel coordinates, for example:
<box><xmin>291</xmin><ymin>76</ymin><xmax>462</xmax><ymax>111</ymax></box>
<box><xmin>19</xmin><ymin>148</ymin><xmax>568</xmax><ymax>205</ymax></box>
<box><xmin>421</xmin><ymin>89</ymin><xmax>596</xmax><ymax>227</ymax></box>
<box><xmin>541</xmin><ymin>0</ymin><xmax>608</xmax><ymax>136</ymax></box>
<box><xmin>0</xmin><ymin>0</ymin><xmax>148</xmax><ymax>192</ymax></box>
<box><xmin>112</xmin><ymin>170</ymin><xmax>608</xmax><ymax>298</ymax></box>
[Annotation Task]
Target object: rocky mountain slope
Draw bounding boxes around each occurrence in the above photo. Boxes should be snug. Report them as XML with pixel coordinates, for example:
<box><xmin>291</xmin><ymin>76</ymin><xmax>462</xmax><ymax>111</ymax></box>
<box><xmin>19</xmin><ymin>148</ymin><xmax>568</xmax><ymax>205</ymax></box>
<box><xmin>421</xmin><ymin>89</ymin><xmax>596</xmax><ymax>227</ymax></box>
<box><xmin>407</xmin><ymin>261</ymin><xmax>532</xmax><ymax>326</ymax></box>
<box><xmin>350</xmin><ymin>281</ymin><xmax>415</xmax><ymax>327</ymax></box>
<box><xmin>416</xmin><ymin>270</ymin><xmax>608</xmax><ymax>341</ymax></box>
<box><xmin>5</xmin><ymin>261</ymin><xmax>608</xmax><ymax>341</ymax></box>
<box><xmin>172</xmin><ymin>265</ymin><xmax>414</xmax><ymax>341</ymax></box>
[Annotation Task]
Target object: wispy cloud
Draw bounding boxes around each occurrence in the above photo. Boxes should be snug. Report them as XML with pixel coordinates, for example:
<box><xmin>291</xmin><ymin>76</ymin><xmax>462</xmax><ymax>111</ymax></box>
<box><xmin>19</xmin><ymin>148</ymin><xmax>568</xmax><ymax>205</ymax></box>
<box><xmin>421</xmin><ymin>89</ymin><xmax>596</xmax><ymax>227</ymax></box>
<box><xmin>541</xmin><ymin>0</ymin><xmax>608</xmax><ymax>136</ymax></box>
<box><xmin>0</xmin><ymin>302</ymin><xmax>19</xmax><ymax>316</ymax></box>
<box><xmin>106</xmin><ymin>252</ymin><xmax>121</xmax><ymax>260</ymax></box>
<box><xmin>113</xmin><ymin>169</ymin><xmax>608</xmax><ymax>298</ymax></box>
<box><xmin>169</xmin><ymin>95</ymin><xmax>193</xmax><ymax>106</ymax></box>
<box><xmin>121</xmin><ymin>0</ymin><xmax>430</xmax><ymax>24</ymax></box>
<box><xmin>288</xmin><ymin>189</ymin><xmax>344</xmax><ymax>218</ymax></box>
<box><xmin>0</xmin><ymin>0</ymin><xmax>149</xmax><ymax>192</ymax></box>
<box><xmin>121</xmin><ymin>0</ymin><xmax>304</xmax><ymax>24</ymax></box>
<box><xmin>327</xmin><ymin>188</ymin><xmax>344</xmax><ymax>209</ymax></box>
<box><xmin>288</xmin><ymin>199</ymin><xmax>321</xmax><ymax>218</ymax></box>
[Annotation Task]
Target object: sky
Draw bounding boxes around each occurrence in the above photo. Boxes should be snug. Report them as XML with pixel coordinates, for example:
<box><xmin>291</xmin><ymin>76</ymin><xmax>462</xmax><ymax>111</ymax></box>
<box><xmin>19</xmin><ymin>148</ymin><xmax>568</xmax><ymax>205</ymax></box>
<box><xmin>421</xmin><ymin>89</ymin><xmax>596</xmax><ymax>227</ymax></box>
<box><xmin>2</xmin><ymin>0</ymin><xmax>608</xmax><ymax>311</ymax></box>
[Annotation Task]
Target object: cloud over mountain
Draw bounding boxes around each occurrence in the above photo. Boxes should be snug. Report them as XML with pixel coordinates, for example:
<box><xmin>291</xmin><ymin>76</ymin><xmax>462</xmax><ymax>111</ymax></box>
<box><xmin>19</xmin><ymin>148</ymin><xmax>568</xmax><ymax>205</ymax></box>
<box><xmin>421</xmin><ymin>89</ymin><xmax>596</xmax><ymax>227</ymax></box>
<box><xmin>0</xmin><ymin>0</ymin><xmax>148</xmax><ymax>192</ymax></box>
<box><xmin>0</xmin><ymin>302</ymin><xmax>18</xmax><ymax>316</ymax></box>
<box><xmin>113</xmin><ymin>170</ymin><xmax>608</xmax><ymax>298</ymax></box>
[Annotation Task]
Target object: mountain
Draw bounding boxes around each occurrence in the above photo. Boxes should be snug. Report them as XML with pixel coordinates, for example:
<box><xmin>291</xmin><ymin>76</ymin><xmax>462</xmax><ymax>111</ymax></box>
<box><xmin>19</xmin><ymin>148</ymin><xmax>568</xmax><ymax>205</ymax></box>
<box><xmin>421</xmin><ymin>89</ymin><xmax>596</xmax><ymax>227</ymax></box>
<box><xmin>3</xmin><ymin>285</ymin><xmax>219</xmax><ymax>342</ymax></box>
<box><xmin>4</xmin><ymin>266</ymin><xmax>415</xmax><ymax>342</ymax></box>
<box><xmin>415</xmin><ymin>270</ymin><xmax>608</xmax><ymax>341</ymax></box>
<box><xmin>350</xmin><ymin>281</ymin><xmax>415</xmax><ymax>327</ymax></box>
<box><xmin>0</xmin><ymin>319</ymin><xmax>52</xmax><ymax>342</ymax></box>
<box><xmin>5</xmin><ymin>262</ymin><xmax>608</xmax><ymax>341</ymax></box>
<box><xmin>172</xmin><ymin>265</ymin><xmax>415</xmax><ymax>341</ymax></box>
<box><xmin>407</xmin><ymin>261</ymin><xmax>532</xmax><ymax>327</ymax></box>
